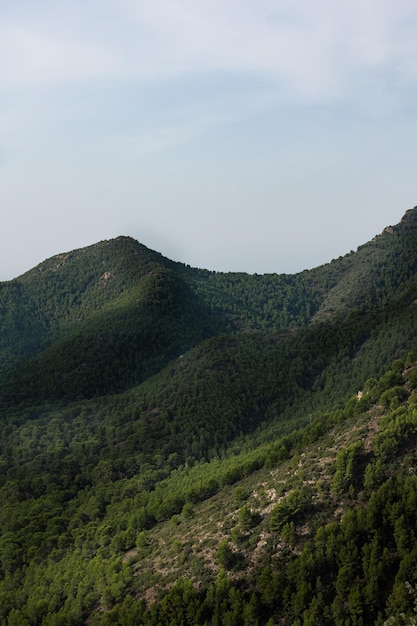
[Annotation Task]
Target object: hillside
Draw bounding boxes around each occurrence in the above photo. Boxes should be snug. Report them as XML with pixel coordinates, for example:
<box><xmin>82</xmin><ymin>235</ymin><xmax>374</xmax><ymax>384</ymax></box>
<box><xmin>1</xmin><ymin>207</ymin><xmax>417</xmax><ymax>624</ymax></box>
<box><xmin>96</xmin><ymin>355</ymin><xmax>417</xmax><ymax>625</ymax></box>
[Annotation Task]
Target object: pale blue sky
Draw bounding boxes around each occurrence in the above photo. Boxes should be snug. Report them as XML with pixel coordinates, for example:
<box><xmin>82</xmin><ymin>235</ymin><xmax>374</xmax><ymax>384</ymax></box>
<box><xmin>1</xmin><ymin>0</ymin><xmax>417</xmax><ymax>280</ymax></box>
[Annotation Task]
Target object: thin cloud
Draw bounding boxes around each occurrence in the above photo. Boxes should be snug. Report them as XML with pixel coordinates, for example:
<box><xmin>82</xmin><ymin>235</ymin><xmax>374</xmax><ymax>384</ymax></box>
<box><xmin>0</xmin><ymin>22</ymin><xmax>116</xmax><ymax>89</ymax></box>
<box><xmin>1</xmin><ymin>1</ymin><xmax>417</xmax><ymax>104</ymax></box>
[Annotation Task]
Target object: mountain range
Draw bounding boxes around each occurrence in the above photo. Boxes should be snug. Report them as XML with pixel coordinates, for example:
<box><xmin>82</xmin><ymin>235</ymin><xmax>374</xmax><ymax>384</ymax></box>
<box><xmin>1</xmin><ymin>207</ymin><xmax>417</xmax><ymax>624</ymax></box>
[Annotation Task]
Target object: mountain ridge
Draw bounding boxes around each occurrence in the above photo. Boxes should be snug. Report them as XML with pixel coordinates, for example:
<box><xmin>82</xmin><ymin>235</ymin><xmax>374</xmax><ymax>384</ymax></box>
<box><xmin>2</xmin><ymin>206</ymin><xmax>417</xmax><ymax>402</ymax></box>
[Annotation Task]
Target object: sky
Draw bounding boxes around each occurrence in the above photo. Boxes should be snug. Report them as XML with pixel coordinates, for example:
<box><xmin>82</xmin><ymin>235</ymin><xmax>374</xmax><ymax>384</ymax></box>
<box><xmin>1</xmin><ymin>0</ymin><xmax>417</xmax><ymax>280</ymax></box>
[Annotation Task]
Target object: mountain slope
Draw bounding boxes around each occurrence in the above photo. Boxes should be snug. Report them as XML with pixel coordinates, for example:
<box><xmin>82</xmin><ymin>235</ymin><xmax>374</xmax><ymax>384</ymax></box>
<box><xmin>110</xmin><ymin>357</ymin><xmax>417</xmax><ymax>626</ymax></box>
<box><xmin>2</xmin><ymin>355</ymin><xmax>417</xmax><ymax>624</ymax></box>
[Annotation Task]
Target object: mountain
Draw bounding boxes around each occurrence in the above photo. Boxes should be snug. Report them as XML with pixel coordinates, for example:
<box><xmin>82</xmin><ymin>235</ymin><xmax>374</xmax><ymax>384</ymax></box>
<box><xmin>1</xmin><ymin>207</ymin><xmax>417</xmax><ymax>624</ymax></box>
<box><xmin>2</xmin><ymin>207</ymin><xmax>417</xmax><ymax>404</ymax></box>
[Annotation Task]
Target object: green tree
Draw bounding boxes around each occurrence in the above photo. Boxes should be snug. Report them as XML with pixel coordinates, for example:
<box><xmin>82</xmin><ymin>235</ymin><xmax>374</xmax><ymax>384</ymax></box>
<box><xmin>216</xmin><ymin>540</ymin><xmax>235</xmax><ymax>570</ymax></box>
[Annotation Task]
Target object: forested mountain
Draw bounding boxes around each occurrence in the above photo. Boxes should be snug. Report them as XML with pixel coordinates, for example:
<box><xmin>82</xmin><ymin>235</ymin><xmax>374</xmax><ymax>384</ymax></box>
<box><xmin>1</xmin><ymin>207</ymin><xmax>417</xmax><ymax>624</ymax></box>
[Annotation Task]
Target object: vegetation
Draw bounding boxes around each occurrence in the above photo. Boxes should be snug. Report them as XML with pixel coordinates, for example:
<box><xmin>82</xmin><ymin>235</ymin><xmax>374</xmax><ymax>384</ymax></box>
<box><xmin>1</xmin><ymin>208</ymin><xmax>417</xmax><ymax>623</ymax></box>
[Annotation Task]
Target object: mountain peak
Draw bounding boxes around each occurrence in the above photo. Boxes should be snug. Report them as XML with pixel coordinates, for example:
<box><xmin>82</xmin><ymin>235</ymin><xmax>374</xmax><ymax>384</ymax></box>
<box><xmin>401</xmin><ymin>205</ymin><xmax>417</xmax><ymax>224</ymax></box>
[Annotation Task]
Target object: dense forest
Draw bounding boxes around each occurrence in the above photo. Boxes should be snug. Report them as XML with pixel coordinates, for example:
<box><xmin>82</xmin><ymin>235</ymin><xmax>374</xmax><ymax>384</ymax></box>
<box><xmin>1</xmin><ymin>207</ymin><xmax>417</xmax><ymax>624</ymax></box>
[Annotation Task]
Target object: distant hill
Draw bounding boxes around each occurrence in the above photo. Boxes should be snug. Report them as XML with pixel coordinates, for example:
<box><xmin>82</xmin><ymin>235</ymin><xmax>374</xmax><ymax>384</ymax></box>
<box><xmin>2</xmin><ymin>207</ymin><xmax>417</xmax><ymax>404</ymax></box>
<box><xmin>1</xmin><ymin>207</ymin><xmax>417</xmax><ymax>624</ymax></box>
